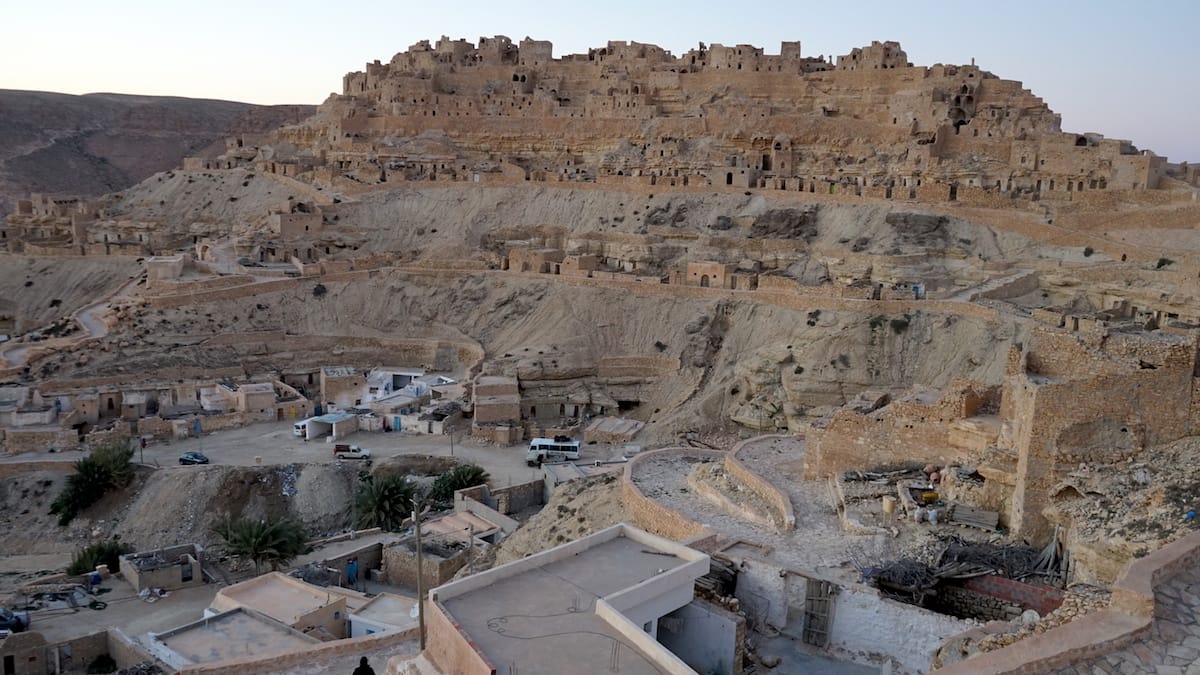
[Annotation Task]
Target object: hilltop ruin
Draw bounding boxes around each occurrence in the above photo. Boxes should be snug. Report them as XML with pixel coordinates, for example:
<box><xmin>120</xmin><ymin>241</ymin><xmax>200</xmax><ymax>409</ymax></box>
<box><xmin>2</xmin><ymin>34</ymin><xmax>1200</xmax><ymax>675</ymax></box>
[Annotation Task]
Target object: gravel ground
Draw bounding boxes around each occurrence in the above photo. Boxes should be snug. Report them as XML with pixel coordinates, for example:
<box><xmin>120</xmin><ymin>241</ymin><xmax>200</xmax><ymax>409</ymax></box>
<box><xmin>633</xmin><ymin>439</ymin><xmax>892</xmax><ymax>581</ymax></box>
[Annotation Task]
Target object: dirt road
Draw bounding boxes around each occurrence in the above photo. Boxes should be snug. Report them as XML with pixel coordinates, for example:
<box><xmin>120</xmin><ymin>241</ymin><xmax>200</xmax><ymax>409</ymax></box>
<box><xmin>1</xmin><ymin>420</ymin><xmax>628</xmax><ymax>489</ymax></box>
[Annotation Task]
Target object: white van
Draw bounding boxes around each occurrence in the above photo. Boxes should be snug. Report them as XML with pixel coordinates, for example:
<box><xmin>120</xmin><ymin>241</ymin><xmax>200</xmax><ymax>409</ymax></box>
<box><xmin>294</xmin><ymin>419</ymin><xmax>313</xmax><ymax>437</ymax></box>
<box><xmin>526</xmin><ymin>436</ymin><xmax>581</xmax><ymax>466</ymax></box>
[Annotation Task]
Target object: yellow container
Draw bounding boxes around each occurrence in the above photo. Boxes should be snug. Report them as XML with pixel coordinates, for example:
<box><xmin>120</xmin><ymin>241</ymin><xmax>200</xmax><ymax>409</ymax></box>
<box><xmin>882</xmin><ymin>496</ymin><xmax>896</xmax><ymax>514</ymax></box>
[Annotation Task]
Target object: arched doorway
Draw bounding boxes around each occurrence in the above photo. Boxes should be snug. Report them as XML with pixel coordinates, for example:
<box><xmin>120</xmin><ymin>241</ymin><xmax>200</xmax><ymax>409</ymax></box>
<box><xmin>700</xmin><ymin>275</ymin><xmax>710</xmax><ymax>288</ymax></box>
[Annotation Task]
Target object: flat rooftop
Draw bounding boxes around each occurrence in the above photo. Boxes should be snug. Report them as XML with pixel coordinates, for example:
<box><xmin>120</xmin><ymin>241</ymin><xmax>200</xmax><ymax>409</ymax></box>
<box><xmin>441</xmin><ymin>535</ymin><xmax>689</xmax><ymax>675</ymax></box>
<box><xmin>310</xmin><ymin>411</ymin><xmax>356</xmax><ymax>424</ymax></box>
<box><xmin>214</xmin><ymin>572</ymin><xmax>338</xmax><ymax>625</ymax></box>
<box><xmin>353</xmin><ymin>592</ymin><xmax>418</xmax><ymax>630</ymax></box>
<box><xmin>154</xmin><ymin>608</ymin><xmax>319</xmax><ymax>666</ymax></box>
<box><xmin>422</xmin><ymin>510</ymin><xmax>499</xmax><ymax>542</ymax></box>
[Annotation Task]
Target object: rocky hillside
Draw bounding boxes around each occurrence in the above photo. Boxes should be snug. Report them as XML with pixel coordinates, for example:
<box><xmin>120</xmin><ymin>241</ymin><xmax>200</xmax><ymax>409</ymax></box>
<box><xmin>0</xmin><ymin>90</ymin><xmax>313</xmax><ymax>216</ymax></box>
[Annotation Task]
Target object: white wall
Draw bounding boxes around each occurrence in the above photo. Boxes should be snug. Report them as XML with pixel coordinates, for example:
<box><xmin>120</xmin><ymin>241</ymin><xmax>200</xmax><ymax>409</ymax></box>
<box><xmin>829</xmin><ymin>586</ymin><xmax>972</xmax><ymax>674</ymax></box>
<box><xmin>348</xmin><ymin>615</ymin><xmax>403</xmax><ymax>638</ymax></box>
<box><xmin>657</xmin><ymin>600</ymin><xmax>739</xmax><ymax>675</ymax></box>
<box><xmin>617</xmin><ymin>583</ymin><xmax>694</xmax><ymax>636</ymax></box>
<box><xmin>730</xmin><ymin>556</ymin><xmax>788</xmax><ymax>629</ymax></box>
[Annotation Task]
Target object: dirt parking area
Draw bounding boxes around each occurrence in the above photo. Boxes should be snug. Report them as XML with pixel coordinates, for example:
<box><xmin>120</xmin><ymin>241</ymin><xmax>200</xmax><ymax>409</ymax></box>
<box><xmin>1</xmin><ymin>421</ymin><xmax>630</xmax><ymax>490</ymax></box>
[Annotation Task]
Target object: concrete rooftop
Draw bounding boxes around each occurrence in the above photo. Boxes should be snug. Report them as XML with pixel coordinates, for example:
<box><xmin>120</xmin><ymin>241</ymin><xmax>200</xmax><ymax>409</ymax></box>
<box><xmin>441</xmin><ymin>535</ymin><xmax>692</xmax><ymax>675</ymax></box>
<box><xmin>153</xmin><ymin>607</ymin><xmax>319</xmax><ymax>666</ymax></box>
<box><xmin>212</xmin><ymin>572</ymin><xmax>339</xmax><ymax>625</ymax></box>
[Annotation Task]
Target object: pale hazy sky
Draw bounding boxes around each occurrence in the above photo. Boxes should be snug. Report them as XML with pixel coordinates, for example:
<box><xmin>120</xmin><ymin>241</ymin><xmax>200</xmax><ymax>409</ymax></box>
<box><xmin>3</xmin><ymin>1</ymin><xmax>1197</xmax><ymax>161</ymax></box>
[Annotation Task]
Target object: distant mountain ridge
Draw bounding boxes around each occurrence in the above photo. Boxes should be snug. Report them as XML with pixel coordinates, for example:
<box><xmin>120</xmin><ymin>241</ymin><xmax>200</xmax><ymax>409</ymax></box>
<box><xmin>0</xmin><ymin>89</ymin><xmax>314</xmax><ymax>216</ymax></box>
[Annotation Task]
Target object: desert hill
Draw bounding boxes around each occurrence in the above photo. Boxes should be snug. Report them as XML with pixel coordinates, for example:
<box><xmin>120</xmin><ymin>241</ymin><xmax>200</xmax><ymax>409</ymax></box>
<box><xmin>0</xmin><ymin>89</ymin><xmax>313</xmax><ymax>217</ymax></box>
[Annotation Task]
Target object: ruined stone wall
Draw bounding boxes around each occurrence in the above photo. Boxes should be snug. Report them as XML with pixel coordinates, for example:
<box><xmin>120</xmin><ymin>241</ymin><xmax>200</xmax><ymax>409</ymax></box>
<box><xmin>803</xmin><ymin>383</ymin><xmax>996</xmax><ymax>479</ymax></box>
<box><xmin>0</xmin><ymin>631</ymin><xmax>110</xmax><ymax>675</ymax></box>
<box><xmin>382</xmin><ymin>543</ymin><xmax>468</xmax><ymax>591</ymax></box>
<box><xmin>1</xmin><ymin>427</ymin><xmax>79</xmax><ymax>455</ymax></box>
<box><xmin>1006</xmin><ymin>328</ymin><xmax>1198</xmax><ymax>539</ymax></box>
<box><xmin>470</xmin><ymin>423</ymin><xmax>523</xmax><ymax>445</ymax></box>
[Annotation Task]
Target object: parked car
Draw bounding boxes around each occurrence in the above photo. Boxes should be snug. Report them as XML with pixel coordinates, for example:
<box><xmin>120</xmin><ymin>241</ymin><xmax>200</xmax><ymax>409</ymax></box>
<box><xmin>0</xmin><ymin>607</ymin><xmax>30</xmax><ymax>633</ymax></box>
<box><xmin>179</xmin><ymin>451</ymin><xmax>210</xmax><ymax>465</ymax></box>
<box><xmin>333</xmin><ymin>445</ymin><xmax>370</xmax><ymax>460</ymax></box>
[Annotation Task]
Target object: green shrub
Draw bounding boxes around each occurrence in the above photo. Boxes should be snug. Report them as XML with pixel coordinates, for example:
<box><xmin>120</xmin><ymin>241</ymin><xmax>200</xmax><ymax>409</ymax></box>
<box><xmin>49</xmin><ymin>441</ymin><xmax>135</xmax><ymax>525</ymax></box>
<box><xmin>1157</xmin><ymin>258</ymin><xmax>1175</xmax><ymax>269</ymax></box>
<box><xmin>355</xmin><ymin>474</ymin><xmax>416</xmax><ymax>531</ymax></box>
<box><xmin>212</xmin><ymin>516</ymin><xmax>307</xmax><ymax>573</ymax></box>
<box><xmin>51</xmin><ymin>457</ymin><xmax>110</xmax><ymax>525</ymax></box>
<box><xmin>67</xmin><ymin>539</ymin><xmax>133</xmax><ymax>576</ymax></box>
<box><xmin>429</xmin><ymin>464</ymin><xmax>490</xmax><ymax>503</ymax></box>
<box><xmin>92</xmin><ymin>441</ymin><xmax>134</xmax><ymax>488</ymax></box>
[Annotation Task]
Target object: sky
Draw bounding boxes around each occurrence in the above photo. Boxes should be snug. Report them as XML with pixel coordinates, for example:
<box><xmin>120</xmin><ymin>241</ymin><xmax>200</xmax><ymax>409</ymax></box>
<box><xmin>3</xmin><ymin>0</ymin><xmax>1197</xmax><ymax>161</ymax></box>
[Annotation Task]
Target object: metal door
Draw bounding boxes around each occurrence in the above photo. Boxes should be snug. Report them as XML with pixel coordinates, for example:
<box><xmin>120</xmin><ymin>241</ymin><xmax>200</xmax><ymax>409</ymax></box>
<box><xmin>802</xmin><ymin>578</ymin><xmax>835</xmax><ymax>648</ymax></box>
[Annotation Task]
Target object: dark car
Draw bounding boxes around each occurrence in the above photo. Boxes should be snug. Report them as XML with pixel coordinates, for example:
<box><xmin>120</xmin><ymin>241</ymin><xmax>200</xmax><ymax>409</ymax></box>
<box><xmin>0</xmin><ymin>607</ymin><xmax>29</xmax><ymax>633</ymax></box>
<box><xmin>179</xmin><ymin>451</ymin><xmax>210</xmax><ymax>465</ymax></box>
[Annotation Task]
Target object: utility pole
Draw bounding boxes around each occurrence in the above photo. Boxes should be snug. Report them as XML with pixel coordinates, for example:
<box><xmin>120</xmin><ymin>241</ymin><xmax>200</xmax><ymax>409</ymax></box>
<box><xmin>413</xmin><ymin>505</ymin><xmax>426</xmax><ymax>650</ymax></box>
<box><xmin>467</xmin><ymin>523</ymin><xmax>474</xmax><ymax>572</ymax></box>
<box><xmin>449</xmin><ymin>429</ymin><xmax>455</xmax><ymax>457</ymax></box>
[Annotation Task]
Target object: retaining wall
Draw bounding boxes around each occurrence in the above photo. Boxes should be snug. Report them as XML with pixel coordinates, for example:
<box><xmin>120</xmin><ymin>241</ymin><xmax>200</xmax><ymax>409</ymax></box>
<box><xmin>725</xmin><ymin>435</ymin><xmax>796</xmax><ymax>529</ymax></box>
<box><xmin>621</xmin><ymin>447</ymin><xmax>717</xmax><ymax>541</ymax></box>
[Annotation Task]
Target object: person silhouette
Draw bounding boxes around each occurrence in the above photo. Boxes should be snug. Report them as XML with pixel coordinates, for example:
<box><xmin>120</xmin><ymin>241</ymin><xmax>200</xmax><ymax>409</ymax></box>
<box><xmin>352</xmin><ymin>656</ymin><xmax>376</xmax><ymax>675</ymax></box>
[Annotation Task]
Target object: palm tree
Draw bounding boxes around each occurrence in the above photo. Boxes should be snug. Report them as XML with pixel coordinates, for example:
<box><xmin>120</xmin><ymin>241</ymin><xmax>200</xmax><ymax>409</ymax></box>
<box><xmin>212</xmin><ymin>516</ymin><xmax>307</xmax><ymax>573</ymax></box>
<box><xmin>429</xmin><ymin>464</ymin><xmax>490</xmax><ymax>503</ymax></box>
<box><xmin>354</xmin><ymin>475</ymin><xmax>415</xmax><ymax>531</ymax></box>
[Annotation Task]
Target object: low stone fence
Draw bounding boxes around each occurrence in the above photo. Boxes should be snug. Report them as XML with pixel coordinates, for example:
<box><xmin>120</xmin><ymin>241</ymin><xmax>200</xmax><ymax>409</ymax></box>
<box><xmin>726</xmin><ymin>435</ymin><xmax>796</xmax><ymax>530</ymax></box>
<box><xmin>621</xmin><ymin>447</ymin><xmax>716</xmax><ymax>541</ymax></box>
<box><xmin>934</xmin><ymin>531</ymin><xmax>1200</xmax><ymax>673</ymax></box>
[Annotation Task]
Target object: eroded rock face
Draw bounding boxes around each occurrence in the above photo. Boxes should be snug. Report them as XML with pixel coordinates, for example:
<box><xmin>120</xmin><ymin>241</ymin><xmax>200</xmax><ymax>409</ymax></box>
<box><xmin>748</xmin><ymin>208</ymin><xmax>819</xmax><ymax>241</ymax></box>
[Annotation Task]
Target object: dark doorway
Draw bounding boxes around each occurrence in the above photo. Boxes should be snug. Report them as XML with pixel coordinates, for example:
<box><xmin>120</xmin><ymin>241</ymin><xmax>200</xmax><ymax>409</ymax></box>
<box><xmin>726</xmin><ymin>172</ymin><xmax>733</xmax><ymax>185</ymax></box>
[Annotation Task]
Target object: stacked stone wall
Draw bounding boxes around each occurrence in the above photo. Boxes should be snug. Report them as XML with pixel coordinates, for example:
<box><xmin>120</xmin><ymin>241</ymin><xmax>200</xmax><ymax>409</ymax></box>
<box><xmin>382</xmin><ymin>543</ymin><xmax>468</xmax><ymax>593</ymax></box>
<box><xmin>937</xmin><ymin>586</ymin><xmax>1022</xmax><ymax>622</ymax></box>
<box><xmin>726</xmin><ymin>435</ymin><xmax>796</xmax><ymax>529</ymax></box>
<box><xmin>622</xmin><ymin>448</ymin><xmax>714</xmax><ymax>541</ymax></box>
<box><xmin>1</xmin><ymin>427</ymin><xmax>80</xmax><ymax>455</ymax></box>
